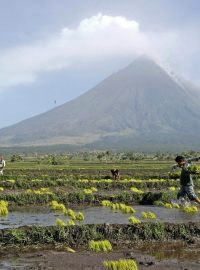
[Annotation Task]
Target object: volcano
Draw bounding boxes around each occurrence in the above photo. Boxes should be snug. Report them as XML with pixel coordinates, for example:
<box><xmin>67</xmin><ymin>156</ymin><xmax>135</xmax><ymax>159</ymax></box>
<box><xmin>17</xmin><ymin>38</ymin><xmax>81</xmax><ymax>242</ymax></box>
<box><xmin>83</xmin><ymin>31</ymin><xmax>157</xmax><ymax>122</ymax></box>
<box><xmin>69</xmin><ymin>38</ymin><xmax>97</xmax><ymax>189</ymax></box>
<box><xmin>1</xmin><ymin>56</ymin><xmax>200</xmax><ymax>150</ymax></box>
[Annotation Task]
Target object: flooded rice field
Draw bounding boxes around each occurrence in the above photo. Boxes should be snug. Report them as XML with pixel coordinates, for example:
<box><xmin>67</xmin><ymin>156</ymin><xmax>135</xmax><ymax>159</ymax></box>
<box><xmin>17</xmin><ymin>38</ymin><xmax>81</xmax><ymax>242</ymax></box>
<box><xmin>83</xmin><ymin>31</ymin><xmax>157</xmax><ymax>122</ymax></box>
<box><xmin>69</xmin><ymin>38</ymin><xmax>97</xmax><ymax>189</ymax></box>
<box><xmin>1</xmin><ymin>204</ymin><xmax>200</xmax><ymax>229</ymax></box>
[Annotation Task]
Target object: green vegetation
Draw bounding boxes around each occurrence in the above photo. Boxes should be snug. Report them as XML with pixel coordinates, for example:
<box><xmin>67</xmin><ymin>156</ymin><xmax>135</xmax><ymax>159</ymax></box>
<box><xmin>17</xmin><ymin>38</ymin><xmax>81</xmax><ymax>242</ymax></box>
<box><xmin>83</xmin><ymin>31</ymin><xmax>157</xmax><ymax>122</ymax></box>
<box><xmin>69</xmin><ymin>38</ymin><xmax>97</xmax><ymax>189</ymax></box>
<box><xmin>103</xmin><ymin>259</ymin><xmax>138</xmax><ymax>270</ymax></box>
<box><xmin>88</xmin><ymin>240</ymin><xmax>112</xmax><ymax>252</ymax></box>
<box><xmin>1</xmin><ymin>223</ymin><xmax>200</xmax><ymax>247</ymax></box>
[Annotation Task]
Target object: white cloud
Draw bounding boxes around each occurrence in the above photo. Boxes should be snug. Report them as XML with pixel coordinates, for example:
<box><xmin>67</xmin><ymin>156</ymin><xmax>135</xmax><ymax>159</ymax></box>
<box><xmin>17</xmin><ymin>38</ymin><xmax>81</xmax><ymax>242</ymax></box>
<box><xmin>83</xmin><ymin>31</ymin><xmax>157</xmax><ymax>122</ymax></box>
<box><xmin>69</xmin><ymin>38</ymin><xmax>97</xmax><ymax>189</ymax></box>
<box><xmin>0</xmin><ymin>13</ymin><xmax>196</xmax><ymax>91</ymax></box>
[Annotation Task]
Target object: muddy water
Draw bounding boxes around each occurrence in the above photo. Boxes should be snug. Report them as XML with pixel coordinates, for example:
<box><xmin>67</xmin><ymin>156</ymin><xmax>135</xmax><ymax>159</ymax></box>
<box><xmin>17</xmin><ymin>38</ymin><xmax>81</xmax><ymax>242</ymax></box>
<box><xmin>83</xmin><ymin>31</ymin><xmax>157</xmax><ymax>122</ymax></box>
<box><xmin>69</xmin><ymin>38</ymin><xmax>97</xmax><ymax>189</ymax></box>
<box><xmin>137</xmin><ymin>241</ymin><xmax>200</xmax><ymax>261</ymax></box>
<box><xmin>0</xmin><ymin>205</ymin><xmax>200</xmax><ymax>229</ymax></box>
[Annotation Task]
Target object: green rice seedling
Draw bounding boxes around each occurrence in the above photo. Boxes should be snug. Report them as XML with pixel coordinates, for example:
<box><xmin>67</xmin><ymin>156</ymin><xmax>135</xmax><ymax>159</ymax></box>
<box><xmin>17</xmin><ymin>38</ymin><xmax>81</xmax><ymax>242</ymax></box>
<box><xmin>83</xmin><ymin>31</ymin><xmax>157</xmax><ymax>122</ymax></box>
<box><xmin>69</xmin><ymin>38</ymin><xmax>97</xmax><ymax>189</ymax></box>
<box><xmin>0</xmin><ymin>187</ymin><xmax>4</xmax><ymax>191</ymax></box>
<box><xmin>55</xmin><ymin>218</ymin><xmax>66</xmax><ymax>226</ymax></box>
<box><xmin>187</xmin><ymin>165</ymin><xmax>200</xmax><ymax>174</ymax></box>
<box><xmin>64</xmin><ymin>246</ymin><xmax>76</xmax><ymax>253</ymax></box>
<box><xmin>119</xmin><ymin>204</ymin><xmax>135</xmax><ymax>214</ymax></box>
<box><xmin>101</xmin><ymin>200</ymin><xmax>112</xmax><ymax>207</ymax></box>
<box><xmin>123</xmin><ymin>206</ymin><xmax>135</xmax><ymax>214</ymax></box>
<box><xmin>27</xmin><ymin>187</ymin><xmax>53</xmax><ymax>195</ymax></box>
<box><xmin>141</xmin><ymin>211</ymin><xmax>156</xmax><ymax>219</ymax></box>
<box><xmin>141</xmin><ymin>211</ymin><xmax>148</xmax><ymax>219</ymax></box>
<box><xmin>183</xmin><ymin>206</ymin><xmax>198</xmax><ymax>213</ymax></box>
<box><xmin>6</xmin><ymin>179</ymin><xmax>16</xmax><ymax>183</ymax></box>
<box><xmin>65</xmin><ymin>209</ymin><xmax>77</xmax><ymax>220</ymax></box>
<box><xmin>78</xmin><ymin>179</ymin><xmax>89</xmax><ymax>183</ymax></box>
<box><xmin>169</xmin><ymin>187</ymin><xmax>176</xmax><ymax>191</ymax></box>
<box><xmin>103</xmin><ymin>259</ymin><xmax>138</xmax><ymax>270</ymax></box>
<box><xmin>67</xmin><ymin>219</ymin><xmax>75</xmax><ymax>225</ymax></box>
<box><xmin>111</xmin><ymin>203</ymin><xmax>121</xmax><ymax>211</ymax></box>
<box><xmin>94</xmin><ymin>179</ymin><xmax>113</xmax><ymax>183</ymax></box>
<box><xmin>169</xmin><ymin>171</ymin><xmax>181</xmax><ymax>179</ymax></box>
<box><xmin>88</xmin><ymin>240</ymin><xmax>112</xmax><ymax>252</ymax></box>
<box><xmin>148</xmin><ymin>179</ymin><xmax>166</xmax><ymax>183</ymax></box>
<box><xmin>114</xmin><ymin>203</ymin><xmax>120</xmax><ymax>210</ymax></box>
<box><xmin>37</xmin><ymin>187</ymin><xmax>53</xmax><ymax>195</ymax></box>
<box><xmin>165</xmin><ymin>203</ymin><xmax>173</xmax><ymax>209</ymax></box>
<box><xmin>49</xmin><ymin>201</ymin><xmax>66</xmax><ymax>212</ymax></box>
<box><xmin>83</xmin><ymin>187</ymin><xmax>98</xmax><ymax>194</ymax></box>
<box><xmin>172</xmin><ymin>202</ymin><xmax>180</xmax><ymax>208</ymax></box>
<box><xmin>83</xmin><ymin>189</ymin><xmax>93</xmax><ymax>194</ymax></box>
<box><xmin>110</xmin><ymin>203</ymin><xmax>117</xmax><ymax>210</ymax></box>
<box><xmin>76</xmin><ymin>212</ymin><xmax>84</xmax><ymax>221</ymax></box>
<box><xmin>31</xmin><ymin>179</ymin><xmax>43</xmax><ymax>182</ymax></box>
<box><xmin>148</xmin><ymin>212</ymin><xmax>156</xmax><ymax>219</ymax></box>
<box><xmin>132</xmin><ymin>179</ymin><xmax>143</xmax><ymax>183</ymax></box>
<box><xmin>129</xmin><ymin>216</ymin><xmax>141</xmax><ymax>224</ymax></box>
<box><xmin>91</xmin><ymin>187</ymin><xmax>98</xmax><ymax>192</ymax></box>
<box><xmin>153</xmin><ymin>200</ymin><xmax>165</xmax><ymax>207</ymax></box>
<box><xmin>130</xmin><ymin>187</ymin><xmax>144</xmax><ymax>194</ymax></box>
<box><xmin>0</xmin><ymin>200</ymin><xmax>8</xmax><ymax>216</ymax></box>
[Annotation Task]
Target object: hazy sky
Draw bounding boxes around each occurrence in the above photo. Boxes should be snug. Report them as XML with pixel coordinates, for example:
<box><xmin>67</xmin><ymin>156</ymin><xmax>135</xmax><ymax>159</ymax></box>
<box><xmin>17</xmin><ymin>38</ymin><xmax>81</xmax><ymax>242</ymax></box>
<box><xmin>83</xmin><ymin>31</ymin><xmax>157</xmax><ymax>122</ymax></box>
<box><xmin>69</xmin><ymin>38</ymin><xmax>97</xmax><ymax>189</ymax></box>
<box><xmin>0</xmin><ymin>0</ymin><xmax>200</xmax><ymax>128</ymax></box>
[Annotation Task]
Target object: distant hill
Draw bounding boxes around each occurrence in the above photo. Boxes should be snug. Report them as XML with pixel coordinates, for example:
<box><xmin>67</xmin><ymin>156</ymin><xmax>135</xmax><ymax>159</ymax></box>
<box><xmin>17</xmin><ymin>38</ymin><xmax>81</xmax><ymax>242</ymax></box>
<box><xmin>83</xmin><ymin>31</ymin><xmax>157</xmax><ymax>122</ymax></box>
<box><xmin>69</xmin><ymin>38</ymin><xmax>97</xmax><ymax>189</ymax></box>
<box><xmin>1</xmin><ymin>55</ymin><xmax>200</xmax><ymax>151</ymax></box>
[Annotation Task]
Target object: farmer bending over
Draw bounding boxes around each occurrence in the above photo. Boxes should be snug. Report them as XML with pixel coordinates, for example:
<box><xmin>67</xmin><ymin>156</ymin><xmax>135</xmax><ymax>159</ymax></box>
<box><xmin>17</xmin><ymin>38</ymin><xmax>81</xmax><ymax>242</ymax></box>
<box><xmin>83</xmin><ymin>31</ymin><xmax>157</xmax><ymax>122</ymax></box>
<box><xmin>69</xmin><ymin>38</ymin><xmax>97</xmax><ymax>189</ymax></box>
<box><xmin>111</xmin><ymin>169</ymin><xmax>120</xmax><ymax>180</ymax></box>
<box><xmin>173</xmin><ymin>156</ymin><xmax>200</xmax><ymax>204</ymax></box>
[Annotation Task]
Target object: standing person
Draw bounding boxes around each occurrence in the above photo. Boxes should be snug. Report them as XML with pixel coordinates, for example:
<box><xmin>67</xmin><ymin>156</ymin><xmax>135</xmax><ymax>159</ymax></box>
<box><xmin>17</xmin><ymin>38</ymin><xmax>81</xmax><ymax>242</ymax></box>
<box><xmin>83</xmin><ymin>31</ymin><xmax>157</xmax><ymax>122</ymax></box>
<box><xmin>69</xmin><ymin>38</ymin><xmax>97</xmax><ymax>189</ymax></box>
<box><xmin>0</xmin><ymin>156</ymin><xmax>5</xmax><ymax>175</ymax></box>
<box><xmin>173</xmin><ymin>156</ymin><xmax>200</xmax><ymax>204</ymax></box>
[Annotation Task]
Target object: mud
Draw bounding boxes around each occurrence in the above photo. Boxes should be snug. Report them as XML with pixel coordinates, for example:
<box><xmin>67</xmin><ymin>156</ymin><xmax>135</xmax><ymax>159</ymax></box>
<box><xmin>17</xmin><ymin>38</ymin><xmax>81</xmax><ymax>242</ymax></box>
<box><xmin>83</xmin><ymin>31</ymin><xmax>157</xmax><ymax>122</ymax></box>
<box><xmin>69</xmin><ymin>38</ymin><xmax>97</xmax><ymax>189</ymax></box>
<box><xmin>0</xmin><ymin>242</ymin><xmax>200</xmax><ymax>270</ymax></box>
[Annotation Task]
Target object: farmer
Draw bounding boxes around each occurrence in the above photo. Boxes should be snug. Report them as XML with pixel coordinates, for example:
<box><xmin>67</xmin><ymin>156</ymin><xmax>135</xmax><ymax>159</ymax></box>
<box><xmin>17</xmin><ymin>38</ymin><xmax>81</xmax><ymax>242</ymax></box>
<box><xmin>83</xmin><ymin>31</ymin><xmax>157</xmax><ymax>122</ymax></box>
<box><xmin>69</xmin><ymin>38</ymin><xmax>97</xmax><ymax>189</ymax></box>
<box><xmin>0</xmin><ymin>156</ymin><xmax>5</xmax><ymax>175</ymax></box>
<box><xmin>111</xmin><ymin>169</ymin><xmax>120</xmax><ymax>180</ymax></box>
<box><xmin>173</xmin><ymin>156</ymin><xmax>200</xmax><ymax>204</ymax></box>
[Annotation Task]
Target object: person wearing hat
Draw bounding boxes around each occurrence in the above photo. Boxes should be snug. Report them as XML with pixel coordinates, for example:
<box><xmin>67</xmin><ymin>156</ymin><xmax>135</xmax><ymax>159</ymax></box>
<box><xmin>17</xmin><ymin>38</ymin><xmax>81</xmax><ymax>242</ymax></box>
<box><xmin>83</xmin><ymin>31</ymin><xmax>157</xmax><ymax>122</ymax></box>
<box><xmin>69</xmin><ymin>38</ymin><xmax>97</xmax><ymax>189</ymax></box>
<box><xmin>174</xmin><ymin>155</ymin><xmax>200</xmax><ymax>204</ymax></box>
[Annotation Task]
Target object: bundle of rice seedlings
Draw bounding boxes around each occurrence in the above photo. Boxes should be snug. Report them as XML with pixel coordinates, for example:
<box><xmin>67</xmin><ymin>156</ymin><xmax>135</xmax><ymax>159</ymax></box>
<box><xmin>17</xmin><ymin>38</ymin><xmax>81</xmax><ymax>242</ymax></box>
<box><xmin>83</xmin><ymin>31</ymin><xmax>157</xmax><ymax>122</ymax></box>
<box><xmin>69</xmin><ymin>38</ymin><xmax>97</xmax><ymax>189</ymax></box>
<box><xmin>0</xmin><ymin>200</ymin><xmax>8</xmax><ymax>216</ymax></box>
<box><xmin>183</xmin><ymin>205</ymin><xmax>198</xmax><ymax>213</ymax></box>
<box><xmin>101</xmin><ymin>200</ymin><xmax>112</xmax><ymax>207</ymax></box>
<box><xmin>76</xmin><ymin>212</ymin><xmax>84</xmax><ymax>221</ymax></box>
<box><xmin>129</xmin><ymin>216</ymin><xmax>141</xmax><ymax>224</ymax></box>
<box><xmin>78</xmin><ymin>179</ymin><xmax>89</xmax><ymax>183</ymax></box>
<box><xmin>6</xmin><ymin>179</ymin><xmax>15</xmax><ymax>183</ymax></box>
<box><xmin>169</xmin><ymin>187</ymin><xmax>176</xmax><ymax>191</ymax></box>
<box><xmin>141</xmin><ymin>211</ymin><xmax>148</xmax><ymax>219</ymax></box>
<box><xmin>65</xmin><ymin>209</ymin><xmax>77</xmax><ymax>220</ymax></box>
<box><xmin>50</xmin><ymin>201</ymin><xmax>66</xmax><ymax>212</ymax></box>
<box><xmin>67</xmin><ymin>219</ymin><xmax>75</xmax><ymax>225</ymax></box>
<box><xmin>55</xmin><ymin>218</ymin><xmax>66</xmax><ymax>226</ymax></box>
<box><xmin>83</xmin><ymin>189</ymin><xmax>93</xmax><ymax>194</ymax></box>
<box><xmin>130</xmin><ymin>187</ymin><xmax>144</xmax><ymax>194</ymax></box>
<box><xmin>0</xmin><ymin>187</ymin><xmax>4</xmax><ymax>191</ymax></box>
<box><xmin>88</xmin><ymin>240</ymin><xmax>112</xmax><ymax>252</ymax></box>
<box><xmin>171</xmin><ymin>202</ymin><xmax>180</xmax><ymax>208</ymax></box>
<box><xmin>103</xmin><ymin>259</ymin><xmax>138</xmax><ymax>270</ymax></box>
<box><xmin>119</xmin><ymin>204</ymin><xmax>135</xmax><ymax>214</ymax></box>
<box><xmin>187</xmin><ymin>165</ymin><xmax>200</xmax><ymax>174</ymax></box>
<box><xmin>153</xmin><ymin>200</ymin><xmax>165</xmax><ymax>207</ymax></box>
<box><xmin>148</xmin><ymin>212</ymin><xmax>156</xmax><ymax>219</ymax></box>
<box><xmin>165</xmin><ymin>203</ymin><xmax>173</xmax><ymax>209</ymax></box>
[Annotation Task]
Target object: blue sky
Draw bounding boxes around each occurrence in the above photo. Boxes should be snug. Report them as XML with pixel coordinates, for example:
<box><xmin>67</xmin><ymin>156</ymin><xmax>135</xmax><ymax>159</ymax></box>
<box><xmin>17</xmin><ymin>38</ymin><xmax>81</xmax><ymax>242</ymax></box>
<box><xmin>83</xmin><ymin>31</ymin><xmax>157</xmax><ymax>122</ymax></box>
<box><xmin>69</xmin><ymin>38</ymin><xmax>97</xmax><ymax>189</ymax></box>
<box><xmin>0</xmin><ymin>0</ymin><xmax>200</xmax><ymax>128</ymax></box>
